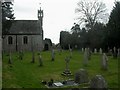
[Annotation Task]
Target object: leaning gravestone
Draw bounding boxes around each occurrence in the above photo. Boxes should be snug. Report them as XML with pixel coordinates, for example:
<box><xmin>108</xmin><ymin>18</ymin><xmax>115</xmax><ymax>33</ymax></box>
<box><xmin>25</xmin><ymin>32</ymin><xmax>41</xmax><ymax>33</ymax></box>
<box><xmin>101</xmin><ymin>53</ymin><xmax>108</xmax><ymax>70</ymax></box>
<box><xmin>74</xmin><ymin>69</ymin><xmax>89</xmax><ymax>84</ymax></box>
<box><xmin>90</xmin><ymin>75</ymin><xmax>107</xmax><ymax>89</ymax></box>
<box><xmin>83</xmin><ymin>48</ymin><xmax>88</xmax><ymax>66</ymax></box>
<box><xmin>61</xmin><ymin>56</ymin><xmax>72</xmax><ymax>76</ymax></box>
<box><xmin>38</xmin><ymin>54</ymin><xmax>43</xmax><ymax>66</ymax></box>
<box><xmin>51</xmin><ymin>49</ymin><xmax>55</xmax><ymax>61</ymax></box>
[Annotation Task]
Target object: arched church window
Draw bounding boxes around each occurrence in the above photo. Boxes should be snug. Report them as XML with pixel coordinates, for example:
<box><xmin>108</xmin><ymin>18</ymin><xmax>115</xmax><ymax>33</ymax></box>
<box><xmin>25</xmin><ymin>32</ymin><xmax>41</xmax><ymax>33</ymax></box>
<box><xmin>23</xmin><ymin>36</ymin><xmax>28</xmax><ymax>44</ymax></box>
<box><xmin>8</xmin><ymin>36</ymin><xmax>13</xmax><ymax>44</ymax></box>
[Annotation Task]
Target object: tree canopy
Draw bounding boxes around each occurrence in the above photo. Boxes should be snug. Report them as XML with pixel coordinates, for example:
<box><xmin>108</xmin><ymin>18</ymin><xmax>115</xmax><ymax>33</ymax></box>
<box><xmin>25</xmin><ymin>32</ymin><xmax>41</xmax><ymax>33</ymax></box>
<box><xmin>106</xmin><ymin>1</ymin><xmax>120</xmax><ymax>48</ymax></box>
<box><xmin>75</xmin><ymin>0</ymin><xmax>108</xmax><ymax>30</ymax></box>
<box><xmin>2</xmin><ymin>1</ymin><xmax>15</xmax><ymax>37</ymax></box>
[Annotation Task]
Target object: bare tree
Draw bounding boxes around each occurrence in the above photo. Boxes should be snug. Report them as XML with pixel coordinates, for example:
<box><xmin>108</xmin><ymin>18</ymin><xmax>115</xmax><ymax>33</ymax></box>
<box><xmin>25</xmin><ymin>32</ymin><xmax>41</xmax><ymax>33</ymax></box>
<box><xmin>75</xmin><ymin>0</ymin><xmax>108</xmax><ymax>29</ymax></box>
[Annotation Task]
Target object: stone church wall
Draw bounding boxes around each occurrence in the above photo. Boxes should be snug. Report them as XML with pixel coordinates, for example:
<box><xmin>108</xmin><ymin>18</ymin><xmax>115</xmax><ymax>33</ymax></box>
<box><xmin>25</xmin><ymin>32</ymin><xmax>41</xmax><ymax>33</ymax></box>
<box><xmin>3</xmin><ymin>35</ymin><xmax>43</xmax><ymax>52</ymax></box>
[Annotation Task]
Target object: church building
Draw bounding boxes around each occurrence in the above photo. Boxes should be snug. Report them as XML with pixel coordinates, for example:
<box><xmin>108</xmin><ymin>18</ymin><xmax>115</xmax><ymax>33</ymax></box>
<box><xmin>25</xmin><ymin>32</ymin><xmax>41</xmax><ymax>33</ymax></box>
<box><xmin>3</xmin><ymin>7</ymin><xmax>44</xmax><ymax>52</ymax></box>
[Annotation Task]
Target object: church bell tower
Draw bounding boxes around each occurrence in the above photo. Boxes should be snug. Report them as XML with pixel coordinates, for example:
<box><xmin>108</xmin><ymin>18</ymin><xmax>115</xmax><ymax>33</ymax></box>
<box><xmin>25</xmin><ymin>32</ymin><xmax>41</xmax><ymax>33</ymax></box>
<box><xmin>38</xmin><ymin>7</ymin><xmax>43</xmax><ymax>27</ymax></box>
<box><xmin>38</xmin><ymin>5</ymin><xmax>43</xmax><ymax>39</ymax></box>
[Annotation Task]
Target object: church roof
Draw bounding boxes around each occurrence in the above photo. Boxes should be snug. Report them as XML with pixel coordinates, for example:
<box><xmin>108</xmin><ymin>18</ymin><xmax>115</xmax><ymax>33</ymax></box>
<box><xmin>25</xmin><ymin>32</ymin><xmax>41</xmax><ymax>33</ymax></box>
<box><xmin>7</xmin><ymin>20</ymin><xmax>42</xmax><ymax>35</ymax></box>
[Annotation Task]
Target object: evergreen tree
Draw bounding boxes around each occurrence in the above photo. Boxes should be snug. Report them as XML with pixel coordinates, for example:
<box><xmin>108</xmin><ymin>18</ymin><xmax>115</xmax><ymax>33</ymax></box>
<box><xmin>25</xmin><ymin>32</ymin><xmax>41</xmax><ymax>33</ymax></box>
<box><xmin>2</xmin><ymin>1</ymin><xmax>15</xmax><ymax>37</ymax></box>
<box><xmin>107</xmin><ymin>1</ymin><xmax>120</xmax><ymax>48</ymax></box>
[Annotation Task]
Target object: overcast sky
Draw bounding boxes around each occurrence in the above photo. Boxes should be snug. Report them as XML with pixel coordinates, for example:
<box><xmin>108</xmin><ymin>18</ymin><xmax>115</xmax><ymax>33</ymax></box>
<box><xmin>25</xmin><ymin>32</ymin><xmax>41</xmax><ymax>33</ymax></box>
<box><xmin>13</xmin><ymin>0</ymin><xmax>116</xmax><ymax>44</ymax></box>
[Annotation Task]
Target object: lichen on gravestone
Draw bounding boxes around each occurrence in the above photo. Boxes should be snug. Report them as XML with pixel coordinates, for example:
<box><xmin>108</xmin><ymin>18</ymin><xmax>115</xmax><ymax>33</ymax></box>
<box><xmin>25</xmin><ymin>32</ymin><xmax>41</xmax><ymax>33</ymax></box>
<box><xmin>90</xmin><ymin>75</ymin><xmax>107</xmax><ymax>89</ymax></box>
<box><xmin>74</xmin><ymin>68</ymin><xmax>89</xmax><ymax>84</ymax></box>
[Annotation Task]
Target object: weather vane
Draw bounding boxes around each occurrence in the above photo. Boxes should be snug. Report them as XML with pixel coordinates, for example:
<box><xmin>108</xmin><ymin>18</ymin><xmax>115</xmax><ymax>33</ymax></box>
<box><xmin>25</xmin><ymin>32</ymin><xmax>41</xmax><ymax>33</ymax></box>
<box><xmin>39</xmin><ymin>2</ymin><xmax>41</xmax><ymax>9</ymax></box>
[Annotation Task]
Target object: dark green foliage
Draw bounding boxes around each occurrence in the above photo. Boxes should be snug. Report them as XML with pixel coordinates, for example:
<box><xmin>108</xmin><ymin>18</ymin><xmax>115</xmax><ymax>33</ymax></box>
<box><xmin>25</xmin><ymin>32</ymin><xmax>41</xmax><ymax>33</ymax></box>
<box><xmin>2</xmin><ymin>2</ymin><xmax>15</xmax><ymax>37</ymax></box>
<box><xmin>60</xmin><ymin>31</ymin><xmax>71</xmax><ymax>49</ymax></box>
<box><xmin>60</xmin><ymin>22</ymin><xmax>106</xmax><ymax>50</ymax></box>
<box><xmin>107</xmin><ymin>1</ymin><xmax>120</xmax><ymax>48</ymax></box>
<box><xmin>60</xmin><ymin>1</ymin><xmax>120</xmax><ymax>51</ymax></box>
<box><xmin>88</xmin><ymin>22</ymin><xmax>106</xmax><ymax>49</ymax></box>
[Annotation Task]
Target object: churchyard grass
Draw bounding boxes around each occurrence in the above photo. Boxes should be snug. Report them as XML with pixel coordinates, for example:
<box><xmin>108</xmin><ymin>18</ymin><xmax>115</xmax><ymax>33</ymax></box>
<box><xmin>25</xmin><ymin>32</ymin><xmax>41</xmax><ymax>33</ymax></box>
<box><xmin>2</xmin><ymin>50</ymin><xmax>118</xmax><ymax>88</ymax></box>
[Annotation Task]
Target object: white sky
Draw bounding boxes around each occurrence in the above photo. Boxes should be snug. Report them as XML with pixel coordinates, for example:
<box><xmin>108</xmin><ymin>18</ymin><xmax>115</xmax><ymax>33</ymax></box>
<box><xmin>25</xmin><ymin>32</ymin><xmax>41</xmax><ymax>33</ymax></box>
<box><xmin>13</xmin><ymin>0</ymin><xmax>116</xmax><ymax>44</ymax></box>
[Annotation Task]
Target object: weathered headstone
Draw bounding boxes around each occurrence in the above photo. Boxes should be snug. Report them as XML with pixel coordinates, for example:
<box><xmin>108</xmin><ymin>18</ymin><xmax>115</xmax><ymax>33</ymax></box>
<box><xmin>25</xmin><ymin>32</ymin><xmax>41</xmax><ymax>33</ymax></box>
<box><xmin>87</xmin><ymin>48</ymin><xmax>91</xmax><ymax>60</ymax></box>
<box><xmin>113</xmin><ymin>47</ymin><xmax>117</xmax><ymax>58</ymax></box>
<box><xmin>82</xmin><ymin>48</ymin><xmax>84</xmax><ymax>52</ymax></box>
<box><xmin>31</xmin><ymin>51</ymin><xmax>35</xmax><ymax>63</ymax></box>
<box><xmin>117</xmin><ymin>48</ymin><xmax>120</xmax><ymax>58</ymax></box>
<box><xmin>69</xmin><ymin>44</ymin><xmax>72</xmax><ymax>58</ymax></box>
<box><xmin>108</xmin><ymin>49</ymin><xmax>112</xmax><ymax>56</ymax></box>
<box><xmin>38</xmin><ymin>54</ymin><xmax>43</xmax><ymax>66</ymax></box>
<box><xmin>61</xmin><ymin>56</ymin><xmax>72</xmax><ymax>76</ymax></box>
<box><xmin>74</xmin><ymin>69</ymin><xmax>89</xmax><ymax>84</ymax></box>
<box><xmin>90</xmin><ymin>75</ymin><xmax>107</xmax><ymax>89</ymax></box>
<box><xmin>8</xmin><ymin>51</ymin><xmax>12</xmax><ymax>64</ymax></box>
<box><xmin>69</xmin><ymin>49</ymin><xmax>72</xmax><ymax>58</ymax></box>
<box><xmin>99</xmin><ymin>48</ymin><xmax>102</xmax><ymax>54</ymax></box>
<box><xmin>51</xmin><ymin>49</ymin><xmax>55</xmax><ymax>61</ymax></box>
<box><xmin>101</xmin><ymin>53</ymin><xmax>108</xmax><ymax>70</ymax></box>
<box><xmin>94</xmin><ymin>48</ymin><xmax>97</xmax><ymax>54</ymax></box>
<box><xmin>83</xmin><ymin>48</ymin><xmax>88</xmax><ymax>66</ymax></box>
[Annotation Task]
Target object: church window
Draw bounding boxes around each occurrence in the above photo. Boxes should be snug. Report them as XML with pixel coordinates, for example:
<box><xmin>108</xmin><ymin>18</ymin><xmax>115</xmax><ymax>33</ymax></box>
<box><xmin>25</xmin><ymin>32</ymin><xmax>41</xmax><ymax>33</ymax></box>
<box><xmin>23</xmin><ymin>36</ymin><xmax>28</xmax><ymax>44</ymax></box>
<box><xmin>8</xmin><ymin>36</ymin><xmax>13</xmax><ymax>44</ymax></box>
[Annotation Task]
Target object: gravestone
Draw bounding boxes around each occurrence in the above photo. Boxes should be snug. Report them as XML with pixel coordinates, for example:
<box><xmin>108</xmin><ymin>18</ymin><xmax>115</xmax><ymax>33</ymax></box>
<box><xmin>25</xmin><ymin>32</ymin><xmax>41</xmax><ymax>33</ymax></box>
<box><xmin>61</xmin><ymin>56</ymin><xmax>72</xmax><ymax>76</ymax></box>
<box><xmin>99</xmin><ymin>48</ymin><xmax>102</xmax><ymax>54</ymax></box>
<box><xmin>69</xmin><ymin>44</ymin><xmax>72</xmax><ymax>58</ymax></box>
<box><xmin>90</xmin><ymin>75</ymin><xmax>107</xmax><ymax>89</ymax></box>
<box><xmin>101</xmin><ymin>53</ymin><xmax>108</xmax><ymax>70</ymax></box>
<box><xmin>38</xmin><ymin>54</ymin><xmax>43</xmax><ymax>66</ymax></box>
<box><xmin>117</xmin><ymin>48</ymin><xmax>120</xmax><ymax>58</ymax></box>
<box><xmin>51</xmin><ymin>49</ymin><xmax>55</xmax><ymax>61</ymax></box>
<box><xmin>113</xmin><ymin>47</ymin><xmax>117</xmax><ymax>58</ymax></box>
<box><xmin>74</xmin><ymin>69</ymin><xmax>89</xmax><ymax>84</ymax></box>
<box><xmin>108</xmin><ymin>49</ymin><xmax>112</xmax><ymax>56</ymax></box>
<box><xmin>83</xmin><ymin>48</ymin><xmax>88</xmax><ymax>66</ymax></box>
<box><xmin>8</xmin><ymin>52</ymin><xmax>12</xmax><ymax>64</ymax></box>
<box><xmin>69</xmin><ymin>49</ymin><xmax>72</xmax><ymax>58</ymax></box>
<box><xmin>31</xmin><ymin>51</ymin><xmax>35</xmax><ymax>63</ymax></box>
<box><xmin>87</xmin><ymin>48</ymin><xmax>91</xmax><ymax>60</ymax></box>
<box><xmin>82</xmin><ymin>48</ymin><xmax>84</xmax><ymax>52</ymax></box>
<box><xmin>94</xmin><ymin>48</ymin><xmax>97</xmax><ymax>54</ymax></box>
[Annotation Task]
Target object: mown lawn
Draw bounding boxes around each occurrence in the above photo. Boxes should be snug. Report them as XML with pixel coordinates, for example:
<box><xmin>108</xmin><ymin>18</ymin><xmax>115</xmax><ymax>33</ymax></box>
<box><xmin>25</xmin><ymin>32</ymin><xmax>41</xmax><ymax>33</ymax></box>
<box><xmin>2</xmin><ymin>50</ymin><xmax>119</xmax><ymax>88</ymax></box>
